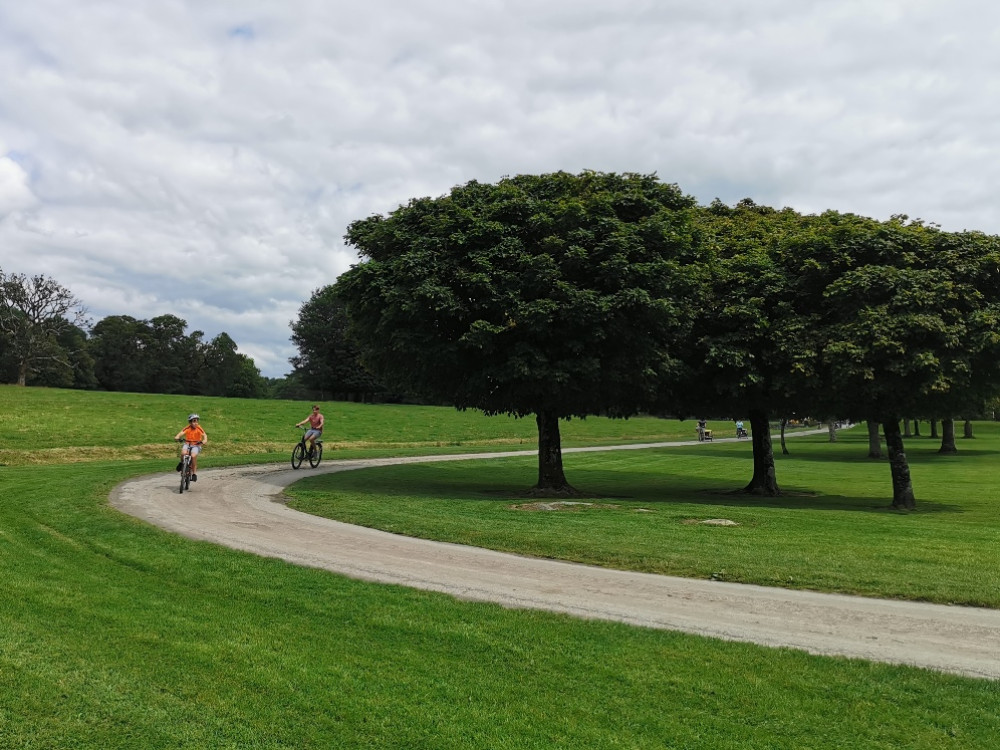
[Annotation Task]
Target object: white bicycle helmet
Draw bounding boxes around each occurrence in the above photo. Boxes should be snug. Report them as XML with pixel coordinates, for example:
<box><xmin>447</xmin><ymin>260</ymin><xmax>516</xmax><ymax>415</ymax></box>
<box><xmin>188</xmin><ymin>413</ymin><xmax>200</xmax><ymax>421</ymax></box>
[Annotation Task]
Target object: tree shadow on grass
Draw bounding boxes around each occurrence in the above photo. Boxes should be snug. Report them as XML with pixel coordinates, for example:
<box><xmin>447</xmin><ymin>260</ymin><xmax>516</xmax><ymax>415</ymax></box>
<box><xmin>308</xmin><ymin>449</ymin><xmax>968</xmax><ymax>516</ymax></box>
<box><xmin>778</xmin><ymin>447</ymin><xmax>1000</xmax><ymax>463</ymax></box>
<box><xmin>363</xmin><ymin>472</ymin><xmax>966</xmax><ymax>514</ymax></box>
<box><xmin>477</xmin><ymin>483</ymin><xmax>964</xmax><ymax>515</ymax></box>
<box><xmin>766</xmin><ymin>430</ymin><xmax>1000</xmax><ymax>460</ymax></box>
<box><xmin>663</xmin><ymin>488</ymin><xmax>964</xmax><ymax>515</ymax></box>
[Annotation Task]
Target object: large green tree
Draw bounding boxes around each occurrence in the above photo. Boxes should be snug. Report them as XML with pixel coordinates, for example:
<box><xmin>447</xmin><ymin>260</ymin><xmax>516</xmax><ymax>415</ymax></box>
<box><xmin>225</xmin><ymin>357</ymin><xmax>267</xmax><ymax>398</ymax></box>
<box><xmin>30</xmin><ymin>323</ymin><xmax>96</xmax><ymax>389</ymax></box>
<box><xmin>792</xmin><ymin>216</ymin><xmax>1000</xmax><ymax>508</ymax></box>
<box><xmin>198</xmin><ymin>332</ymin><xmax>265</xmax><ymax>397</ymax></box>
<box><xmin>290</xmin><ymin>286</ymin><xmax>383</xmax><ymax>401</ymax></box>
<box><xmin>336</xmin><ymin>171</ymin><xmax>703</xmax><ymax>492</ymax></box>
<box><xmin>681</xmin><ymin>200</ymin><xmax>820</xmax><ymax>495</ymax></box>
<box><xmin>145</xmin><ymin>315</ymin><xmax>198</xmax><ymax>394</ymax></box>
<box><xmin>89</xmin><ymin>315</ymin><xmax>150</xmax><ymax>392</ymax></box>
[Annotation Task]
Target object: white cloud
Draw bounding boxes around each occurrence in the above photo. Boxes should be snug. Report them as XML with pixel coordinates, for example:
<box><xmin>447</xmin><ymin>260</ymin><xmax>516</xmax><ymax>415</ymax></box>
<box><xmin>2</xmin><ymin>0</ymin><xmax>1000</xmax><ymax>376</ymax></box>
<box><xmin>0</xmin><ymin>152</ymin><xmax>36</xmax><ymax>218</ymax></box>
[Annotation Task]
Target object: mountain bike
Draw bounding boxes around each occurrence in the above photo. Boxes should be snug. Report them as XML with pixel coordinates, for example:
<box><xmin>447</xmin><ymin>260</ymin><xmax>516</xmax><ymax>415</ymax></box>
<box><xmin>291</xmin><ymin>427</ymin><xmax>323</xmax><ymax>469</ymax></box>
<box><xmin>176</xmin><ymin>440</ymin><xmax>203</xmax><ymax>493</ymax></box>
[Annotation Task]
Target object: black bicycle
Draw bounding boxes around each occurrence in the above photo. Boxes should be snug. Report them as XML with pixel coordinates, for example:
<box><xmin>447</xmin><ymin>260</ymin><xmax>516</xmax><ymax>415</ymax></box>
<box><xmin>291</xmin><ymin>427</ymin><xmax>323</xmax><ymax>469</ymax></box>
<box><xmin>176</xmin><ymin>440</ymin><xmax>203</xmax><ymax>493</ymax></box>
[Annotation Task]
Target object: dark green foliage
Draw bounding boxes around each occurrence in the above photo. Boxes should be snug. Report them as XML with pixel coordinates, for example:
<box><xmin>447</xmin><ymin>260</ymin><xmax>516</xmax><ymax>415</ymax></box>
<box><xmin>687</xmin><ymin>202</ymin><xmax>817</xmax><ymax>414</ymax></box>
<box><xmin>335</xmin><ymin>171</ymin><xmax>706</xmax><ymax>489</ymax></box>
<box><xmin>797</xmin><ymin>218</ymin><xmax>996</xmax><ymax>419</ymax></box>
<box><xmin>330</xmin><ymin>175</ymin><xmax>1000</xmax><ymax>503</ymax></box>
<box><xmin>338</xmin><ymin>171</ymin><xmax>701</xmax><ymax>419</ymax></box>
<box><xmin>29</xmin><ymin>323</ymin><xmax>96</xmax><ymax>389</ymax></box>
<box><xmin>88</xmin><ymin>314</ymin><xmax>265</xmax><ymax>397</ymax></box>
<box><xmin>289</xmin><ymin>286</ymin><xmax>383</xmax><ymax>400</ymax></box>
<box><xmin>88</xmin><ymin>315</ymin><xmax>149</xmax><ymax>392</ymax></box>
<box><xmin>779</xmin><ymin>215</ymin><xmax>1000</xmax><ymax>506</ymax></box>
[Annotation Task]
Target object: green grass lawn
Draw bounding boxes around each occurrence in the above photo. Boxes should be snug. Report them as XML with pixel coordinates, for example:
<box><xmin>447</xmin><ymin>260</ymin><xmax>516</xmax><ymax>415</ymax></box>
<box><xmin>2</xmin><ymin>386</ymin><xmax>999</xmax><ymax>749</ymax></box>
<box><xmin>0</xmin><ymin>383</ymin><xmax>745</xmax><ymax>465</ymax></box>
<box><xmin>286</xmin><ymin>425</ymin><xmax>1000</xmax><ymax>607</ymax></box>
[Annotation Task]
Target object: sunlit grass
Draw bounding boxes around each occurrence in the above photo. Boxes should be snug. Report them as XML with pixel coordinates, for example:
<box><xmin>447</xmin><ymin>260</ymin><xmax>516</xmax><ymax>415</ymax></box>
<box><xmin>1</xmin><ymin>386</ymin><xmax>998</xmax><ymax>748</ymax></box>
<box><xmin>288</xmin><ymin>425</ymin><xmax>1000</xmax><ymax>606</ymax></box>
<box><xmin>0</xmin><ymin>384</ymin><xmax>757</xmax><ymax>465</ymax></box>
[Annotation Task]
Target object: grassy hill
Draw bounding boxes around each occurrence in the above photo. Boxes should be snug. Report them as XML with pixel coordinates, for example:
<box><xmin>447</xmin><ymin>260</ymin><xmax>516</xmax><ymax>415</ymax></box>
<box><xmin>1</xmin><ymin>386</ymin><xmax>997</xmax><ymax>748</ymax></box>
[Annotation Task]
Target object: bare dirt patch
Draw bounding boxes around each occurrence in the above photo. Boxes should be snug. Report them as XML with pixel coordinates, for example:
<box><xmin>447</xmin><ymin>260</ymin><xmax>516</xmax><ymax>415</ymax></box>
<box><xmin>509</xmin><ymin>501</ymin><xmax>620</xmax><ymax>511</ymax></box>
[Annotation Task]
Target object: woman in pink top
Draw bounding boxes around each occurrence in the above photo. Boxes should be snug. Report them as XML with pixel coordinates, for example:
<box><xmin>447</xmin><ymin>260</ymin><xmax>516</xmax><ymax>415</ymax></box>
<box><xmin>295</xmin><ymin>405</ymin><xmax>325</xmax><ymax>454</ymax></box>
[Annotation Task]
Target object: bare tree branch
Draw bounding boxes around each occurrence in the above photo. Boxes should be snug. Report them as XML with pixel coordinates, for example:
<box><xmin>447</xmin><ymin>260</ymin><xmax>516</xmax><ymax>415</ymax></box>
<box><xmin>0</xmin><ymin>270</ymin><xmax>89</xmax><ymax>386</ymax></box>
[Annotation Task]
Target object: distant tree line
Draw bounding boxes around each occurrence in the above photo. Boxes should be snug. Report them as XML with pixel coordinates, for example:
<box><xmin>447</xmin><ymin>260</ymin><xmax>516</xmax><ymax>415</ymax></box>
<box><xmin>287</xmin><ymin>286</ymin><xmax>395</xmax><ymax>403</ymax></box>
<box><xmin>0</xmin><ymin>270</ymin><xmax>269</xmax><ymax>398</ymax></box>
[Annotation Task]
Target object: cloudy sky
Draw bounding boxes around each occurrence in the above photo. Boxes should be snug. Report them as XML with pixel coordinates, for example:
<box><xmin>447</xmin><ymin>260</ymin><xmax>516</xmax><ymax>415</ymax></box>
<box><xmin>2</xmin><ymin>1</ymin><xmax>998</xmax><ymax>377</ymax></box>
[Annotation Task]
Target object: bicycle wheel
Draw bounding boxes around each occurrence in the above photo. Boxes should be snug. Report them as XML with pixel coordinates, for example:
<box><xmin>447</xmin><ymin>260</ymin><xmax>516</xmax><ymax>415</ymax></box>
<box><xmin>291</xmin><ymin>443</ymin><xmax>305</xmax><ymax>469</ymax></box>
<box><xmin>308</xmin><ymin>443</ymin><xmax>323</xmax><ymax>468</ymax></box>
<box><xmin>179</xmin><ymin>463</ymin><xmax>187</xmax><ymax>494</ymax></box>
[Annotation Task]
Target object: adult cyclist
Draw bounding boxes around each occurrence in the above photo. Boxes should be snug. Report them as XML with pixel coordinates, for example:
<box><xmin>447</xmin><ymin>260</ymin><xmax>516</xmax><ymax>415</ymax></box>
<box><xmin>295</xmin><ymin>404</ymin><xmax>324</xmax><ymax>455</ymax></box>
<box><xmin>174</xmin><ymin>413</ymin><xmax>208</xmax><ymax>481</ymax></box>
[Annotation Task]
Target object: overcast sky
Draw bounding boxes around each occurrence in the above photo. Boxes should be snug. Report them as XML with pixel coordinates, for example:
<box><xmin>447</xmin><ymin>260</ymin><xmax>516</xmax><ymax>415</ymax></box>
<box><xmin>2</xmin><ymin>1</ymin><xmax>999</xmax><ymax>377</ymax></box>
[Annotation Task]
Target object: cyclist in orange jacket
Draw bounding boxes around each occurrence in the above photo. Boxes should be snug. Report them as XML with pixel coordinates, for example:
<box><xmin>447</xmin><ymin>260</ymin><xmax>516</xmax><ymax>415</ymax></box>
<box><xmin>174</xmin><ymin>413</ymin><xmax>208</xmax><ymax>481</ymax></box>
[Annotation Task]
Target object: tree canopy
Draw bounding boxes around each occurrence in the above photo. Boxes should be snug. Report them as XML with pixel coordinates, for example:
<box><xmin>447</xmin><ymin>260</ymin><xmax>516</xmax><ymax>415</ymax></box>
<box><xmin>330</xmin><ymin>171</ymin><xmax>1000</xmax><ymax>505</ymax></box>
<box><xmin>336</xmin><ymin>171</ymin><xmax>706</xmax><ymax>491</ymax></box>
<box><xmin>289</xmin><ymin>286</ymin><xmax>384</xmax><ymax>401</ymax></box>
<box><xmin>88</xmin><ymin>314</ymin><xmax>265</xmax><ymax>397</ymax></box>
<box><xmin>795</xmin><ymin>217</ymin><xmax>1000</xmax><ymax>507</ymax></box>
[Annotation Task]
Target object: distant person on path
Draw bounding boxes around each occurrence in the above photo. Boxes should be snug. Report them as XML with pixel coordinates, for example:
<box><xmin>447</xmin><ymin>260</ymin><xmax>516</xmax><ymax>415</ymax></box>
<box><xmin>735</xmin><ymin>419</ymin><xmax>747</xmax><ymax>438</ymax></box>
<box><xmin>295</xmin><ymin>404</ymin><xmax>325</xmax><ymax>454</ymax></box>
<box><xmin>174</xmin><ymin>413</ymin><xmax>208</xmax><ymax>481</ymax></box>
<box><xmin>697</xmin><ymin>418</ymin><xmax>707</xmax><ymax>441</ymax></box>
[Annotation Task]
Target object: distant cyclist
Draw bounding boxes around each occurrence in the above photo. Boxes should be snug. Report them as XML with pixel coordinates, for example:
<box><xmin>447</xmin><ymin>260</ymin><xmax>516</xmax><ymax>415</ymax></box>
<box><xmin>174</xmin><ymin>413</ymin><xmax>208</xmax><ymax>481</ymax></box>
<box><xmin>295</xmin><ymin>404</ymin><xmax>324</xmax><ymax>454</ymax></box>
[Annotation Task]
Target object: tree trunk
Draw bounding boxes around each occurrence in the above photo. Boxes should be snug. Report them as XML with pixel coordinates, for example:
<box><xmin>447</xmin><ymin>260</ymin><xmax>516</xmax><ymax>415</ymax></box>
<box><xmin>779</xmin><ymin>417</ymin><xmax>789</xmax><ymax>455</ymax></box>
<box><xmin>827</xmin><ymin>421</ymin><xmax>837</xmax><ymax>442</ymax></box>
<box><xmin>903</xmin><ymin>418</ymin><xmax>911</xmax><ymax>437</ymax></box>
<box><xmin>17</xmin><ymin>359</ymin><xmax>27</xmax><ymax>386</ymax></box>
<box><xmin>532</xmin><ymin>410</ymin><xmax>576</xmax><ymax>495</ymax></box>
<box><xmin>743</xmin><ymin>409</ymin><xmax>780</xmax><ymax>496</ymax></box>
<box><xmin>963</xmin><ymin>420</ymin><xmax>974</xmax><ymax>439</ymax></box>
<box><xmin>882</xmin><ymin>418</ymin><xmax>916</xmax><ymax>510</ymax></box>
<box><xmin>866</xmin><ymin>420</ymin><xmax>882</xmax><ymax>458</ymax></box>
<box><xmin>912</xmin><ymin>419</ymin><xmax>920</xmax><ymax>437</ymax></box>
<box><xmin>929</xmin><ymin>419</ymin><xmax>938</xmax><ymax>439</ymax></box>
<box><xmin>939</xmin><ymin>418</ymin><xmax>957</xmax><ymax>454</ymax></box>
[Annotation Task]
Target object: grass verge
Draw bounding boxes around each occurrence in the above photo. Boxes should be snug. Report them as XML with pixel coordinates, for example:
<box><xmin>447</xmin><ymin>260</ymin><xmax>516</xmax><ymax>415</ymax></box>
<box><xmin>1</xmin><ymin>387</ymin><xmax>998</xmax><ymax>747</ymax></box>
<box><xmin>287</xmin><ymin>425</ymin><xmax>1000</xmax><ymax>606</ymax></box>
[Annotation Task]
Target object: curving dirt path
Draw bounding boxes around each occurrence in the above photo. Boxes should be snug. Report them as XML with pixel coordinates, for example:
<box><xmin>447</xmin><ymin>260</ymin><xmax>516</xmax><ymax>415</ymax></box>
<box><xmin>110</xmin><ymin>442</ymin><xmax>1000</xmax><ymax>681</ymax></box>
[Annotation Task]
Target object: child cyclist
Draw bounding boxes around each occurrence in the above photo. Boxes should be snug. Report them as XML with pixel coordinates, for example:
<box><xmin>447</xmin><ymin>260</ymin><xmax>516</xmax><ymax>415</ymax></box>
<box><xmin>174</xmin><ymin>413</ymin><xmax>208</xmax><ymax>481</ymax></box>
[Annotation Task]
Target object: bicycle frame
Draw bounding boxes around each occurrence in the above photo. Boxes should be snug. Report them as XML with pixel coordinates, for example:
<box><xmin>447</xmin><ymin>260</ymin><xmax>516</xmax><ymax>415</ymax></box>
<box><xmin>291</xmin><ymin>427</ymin><xmax>323</xmax><ymax>469</ymax></box>
<box><xmin>177</xmin><ymin>440</ymin><xmax>202</xmax><ymax>493</ymax></box>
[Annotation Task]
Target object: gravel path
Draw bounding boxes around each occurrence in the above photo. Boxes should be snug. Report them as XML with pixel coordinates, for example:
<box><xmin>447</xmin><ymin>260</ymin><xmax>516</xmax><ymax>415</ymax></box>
<box><xmin>110</xmin><ymin>442</ymin><xmax>1000</xmax><ymax>681</ymax></box>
